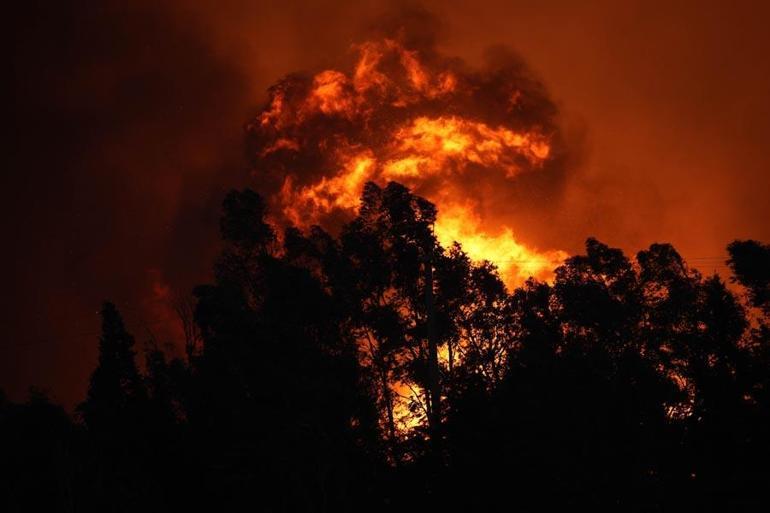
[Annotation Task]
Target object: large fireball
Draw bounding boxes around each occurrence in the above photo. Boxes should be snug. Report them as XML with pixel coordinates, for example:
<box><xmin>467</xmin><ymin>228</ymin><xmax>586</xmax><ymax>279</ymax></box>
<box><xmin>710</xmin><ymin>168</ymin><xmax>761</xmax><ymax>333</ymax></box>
<box><xmin>248</xmin><ymin>37</ymin><xmax>567</xmax><ymax>287</ymax></box>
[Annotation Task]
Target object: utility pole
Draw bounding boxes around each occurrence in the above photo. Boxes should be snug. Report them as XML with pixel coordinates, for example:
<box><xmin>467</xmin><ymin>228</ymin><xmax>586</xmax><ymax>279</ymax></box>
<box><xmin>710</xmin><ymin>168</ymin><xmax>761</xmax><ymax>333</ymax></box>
<box><xmin>424</xmin><ymin>244</ymin><xmax>441</xmax><ymax>462</ymax></box>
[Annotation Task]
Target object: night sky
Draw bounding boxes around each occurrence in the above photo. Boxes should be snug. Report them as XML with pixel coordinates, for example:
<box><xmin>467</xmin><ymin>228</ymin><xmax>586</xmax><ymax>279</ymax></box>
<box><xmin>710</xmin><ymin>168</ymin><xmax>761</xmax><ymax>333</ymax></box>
<box><xmin>6</xmin><ymin>0</ymin><xmax>770</xmax><ymax>408</ymax></box>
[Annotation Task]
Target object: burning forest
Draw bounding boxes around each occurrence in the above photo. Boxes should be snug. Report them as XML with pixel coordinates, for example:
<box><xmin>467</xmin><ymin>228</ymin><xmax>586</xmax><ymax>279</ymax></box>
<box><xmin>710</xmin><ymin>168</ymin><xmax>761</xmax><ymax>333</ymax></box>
<box><xmin>5</xmin><ymin>3</ymin><xmax>770</xmax><ymax>513</ymax></box>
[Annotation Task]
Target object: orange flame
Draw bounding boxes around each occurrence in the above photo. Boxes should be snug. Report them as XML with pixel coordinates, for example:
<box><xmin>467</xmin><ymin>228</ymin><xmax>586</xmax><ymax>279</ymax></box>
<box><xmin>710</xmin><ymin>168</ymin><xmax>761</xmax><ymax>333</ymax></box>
<box><xmin>434</xmin><ymin>203</ymin><xmax>566</xmax><ymax>284</ymax></box>
<box><xmin>252</xmin><ymin>37</ymin><xmax>565</xmax><ymax>288</ymax></box>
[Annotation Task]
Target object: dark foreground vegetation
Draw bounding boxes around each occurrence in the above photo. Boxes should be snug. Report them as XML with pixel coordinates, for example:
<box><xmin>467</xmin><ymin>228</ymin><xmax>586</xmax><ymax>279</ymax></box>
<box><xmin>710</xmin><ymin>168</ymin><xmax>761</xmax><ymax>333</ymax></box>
<box><xmin>3</xmin><ymin>182</ymin><xmax>770</xmax><ymax>512</ymax></box>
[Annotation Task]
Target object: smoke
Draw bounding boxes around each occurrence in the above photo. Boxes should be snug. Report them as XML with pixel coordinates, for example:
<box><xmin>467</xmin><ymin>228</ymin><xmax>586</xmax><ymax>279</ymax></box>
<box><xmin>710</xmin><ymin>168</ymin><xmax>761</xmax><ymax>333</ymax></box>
<box><xmin>245</xmin><ymin>10</ymin><xmax>569</xmax><ymax>284</ymax></box>
<box><xmin>6</xmin><ymin>0</ymin><xmax>770</xmax><ymax>408</ymax></box>
<box><xmin>0</xmin><ymin>2</ymin><xmax>582</xmax><ymax>406</ymax></box>
<box><xmin>4</xmin><ymin>0</ymin><xmax>253</xmax><ymax>406</ymax></box>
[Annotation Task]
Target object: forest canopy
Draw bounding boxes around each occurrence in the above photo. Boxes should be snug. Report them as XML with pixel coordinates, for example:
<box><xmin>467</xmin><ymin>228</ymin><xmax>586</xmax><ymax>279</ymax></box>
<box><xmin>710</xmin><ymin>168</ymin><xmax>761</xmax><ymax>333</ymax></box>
<box><xmin>2</xmin><ymin>181</ymin><xmax>770</xmax><ymax>512</ymax></box>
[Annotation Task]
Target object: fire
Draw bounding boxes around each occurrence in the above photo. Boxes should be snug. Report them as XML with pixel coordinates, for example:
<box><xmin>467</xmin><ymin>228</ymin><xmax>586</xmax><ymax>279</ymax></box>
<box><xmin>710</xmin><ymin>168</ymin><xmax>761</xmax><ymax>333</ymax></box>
<box><xmin>249</xmin><ymin>36</ymin><xmax>566</xmax><ymax>288</ymax></box>
<box><xmin>280</xmin><ymin>151</ymin><xmax>376</xmax><ymax>227</ymax></box>
<box><xmin>434</xmin><ymin>203</ymin><xmax>567</xmax><ymax>285</ymax></box>
<box><xmin>352</xmin><ymin>39</ymin><xmax>456</xmax><ymax>100</ymax></box>
<box><xmin>308</xmin><ymin>70</ymin><xmax>354</xmax><ymax>116</ymax></box>
<box><xmin>384</xmin><ymin>116</ymin><xmax>551</xmax><ymax>179</ymax></box>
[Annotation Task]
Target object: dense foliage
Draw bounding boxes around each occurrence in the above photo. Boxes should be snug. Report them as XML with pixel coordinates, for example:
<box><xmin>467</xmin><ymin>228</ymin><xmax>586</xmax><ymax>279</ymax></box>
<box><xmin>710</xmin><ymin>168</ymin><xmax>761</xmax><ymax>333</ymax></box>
<box><xmin>3</xmin><ymin>182</ymin><xmax>769</xmax><ymax>512</ymax></box>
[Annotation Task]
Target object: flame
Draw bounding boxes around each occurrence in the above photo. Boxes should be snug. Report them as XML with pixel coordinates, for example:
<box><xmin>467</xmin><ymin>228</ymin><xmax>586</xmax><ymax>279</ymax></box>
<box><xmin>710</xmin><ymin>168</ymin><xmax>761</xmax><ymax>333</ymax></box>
<box><xmin>435</xmin><ymin>203</ymin><xmax>567</xmax><ymax>284</ymax></box>
<box><xmin>250</xmin><ymin>37</ymin><xmax>565</xmax><ymax>288</ymax></box>
<box><xmin>352</xmin><ymin>39</ymin><xmax>456</xmax><ymax>101</ymax></box>
<box><xmin>280</xmin><ymin>151</ymin><xmax>376</xmax><ymax>226</ymax></box>
<box><xmin>308</xmin><ymin>70</ymin><xmax>355</xmax><ymax>116</ymax></box>
<box><xmin>384</xmin><ymin>116</ymin><xmax>551</xmax><ymax>179</ymax></box>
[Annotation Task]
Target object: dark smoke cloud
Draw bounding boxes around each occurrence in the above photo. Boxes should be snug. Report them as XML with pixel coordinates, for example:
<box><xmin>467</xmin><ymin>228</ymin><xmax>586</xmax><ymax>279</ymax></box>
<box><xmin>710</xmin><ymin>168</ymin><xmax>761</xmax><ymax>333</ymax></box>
<box><xmin>4</xmin><ymin>0</ymin><xmax>253</xmax><ymax>406</ymax></box>
<box><xmin>246</xmin><ymin>11</ymin><xmax>568</xmax><ymax>238</ymax></box>
<box><xmin>5</xmin><ymin>0</ymin><xmax>770</xmax><ymax>408</ymax></box>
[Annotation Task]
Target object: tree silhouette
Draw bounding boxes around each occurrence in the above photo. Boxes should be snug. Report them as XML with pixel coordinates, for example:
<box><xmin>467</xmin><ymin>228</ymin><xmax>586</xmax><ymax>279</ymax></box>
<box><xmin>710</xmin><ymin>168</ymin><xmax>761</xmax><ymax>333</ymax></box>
<box><xmin>78</xmin><ymin>302</ymin><xmax>145</xmax><ymax>433</ymax></box>
<box><xmin>76</xmin><ymin>302</ymin><xmax>156</xmax><ymax>512</ymax></box>
<box><xmin>1</xmin><ymin>389</ymin><xmax>80</xmax><ymax>513</ymax></box>
<box><xmin>728</xmin><ymin>240</ymin><xmax>770</xmax><ymax>312</ymax></box>
<box><xmin>5</xmin><ymin>182</ymin><xmax>770</xmax><ymax>512</ymax></box>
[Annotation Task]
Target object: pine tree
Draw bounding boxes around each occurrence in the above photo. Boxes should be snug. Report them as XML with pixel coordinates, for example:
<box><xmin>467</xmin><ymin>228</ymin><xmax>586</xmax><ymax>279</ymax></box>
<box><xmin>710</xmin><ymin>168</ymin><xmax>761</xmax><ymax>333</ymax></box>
<box><xmin>78</xmin><ymin>302</ymin><xmax>145</xmax><ymax>433</ymax></box>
